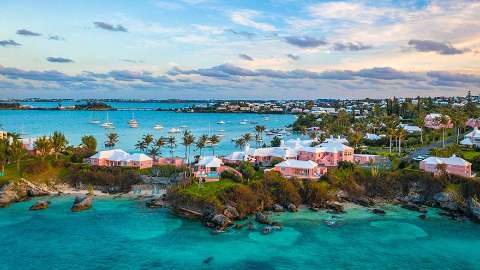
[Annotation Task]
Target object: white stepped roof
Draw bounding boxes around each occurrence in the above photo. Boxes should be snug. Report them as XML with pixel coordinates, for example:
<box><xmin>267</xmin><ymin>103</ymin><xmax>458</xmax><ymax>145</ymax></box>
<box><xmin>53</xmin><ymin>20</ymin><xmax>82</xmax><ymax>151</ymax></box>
<box><xmin>127</xmin><ymin>153</ymin><xmax>152</xmax><ymax>162</ymax></box>
<box><xmin>225</xmin><ymin>151</ymin><xmax>247</xmax><ymax>161</ymax></box>
<box><xmin>460</xmin><ymin>138</ymin><xmax>474</xmax><ymax>146</ymax></box>
<box><xmin>465</xmin><ymin>127</ymin><xmax>480</xmax><ymax>139</ymax></box>
<box><xmin>275</xmin><ymin>159</ymin><xmax>318</xmax><ymax>169</ymax></box>
<box><xmin>422</xmin><ymin>155</ymin><xmax>470</xmax><ymax>166</ymax></box>
<box><xmin>365</xmin><ymin>133</ymin><xmax>381</xmax><ymax>140</ymax></box>
<box><xmin>91</xmin><ymin>149</ymin><xmax>130</xmax><ymax>161</ymax></box>
<box><xmin>197</xmin><ymin>156</ymin><xmax>223</xmax><ymax>167</ymax></box>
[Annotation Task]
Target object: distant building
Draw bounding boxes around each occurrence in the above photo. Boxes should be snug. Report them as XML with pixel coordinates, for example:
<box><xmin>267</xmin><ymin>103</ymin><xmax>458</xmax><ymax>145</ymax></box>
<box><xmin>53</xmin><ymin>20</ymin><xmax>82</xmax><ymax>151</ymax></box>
<box><xmin>194</xmin><ymin>156</ymin><xmax>224</xmax><ymax>182</ymax></box>
<box><xmin>364</xmin><ymin>133</ymin><xmax>382</xmax><ymax>141</ymax></box>
<box><xmin>420</xmin><ymin>155</ymin><xmax>473</xmax><ymax>178</ymax></box>
<box><xmin>424</xmin><ymin>113</ymin><xmax>453</xmax><ymax>129</ymax></box>
<box><xmin>460</xmin><ymin>127</ymin><xmax>480</xmax><ymax>148</ymax></box>
<box><xmin>0</xmin><ymin>131</ymin><xmax>7</xmax><ymax>140</ymax></box>
<box><xmin>273</xmin><ymin>160</ymin><xmax>326</xmax><ymax>179</ymax></box>
<box><xmin>87</xmin><ymin>149</ymin><xmax>153</xmax><ymax>169</ymax></box>
<box><xmin>297</xmin><ymin>142</ymin><xmax>354</xmax><ymax>167</ymax></box>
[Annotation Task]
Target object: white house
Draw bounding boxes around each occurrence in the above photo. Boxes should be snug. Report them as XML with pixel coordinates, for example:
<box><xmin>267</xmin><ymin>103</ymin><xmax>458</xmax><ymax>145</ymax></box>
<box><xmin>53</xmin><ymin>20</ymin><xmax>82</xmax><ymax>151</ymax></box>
<box><xmin>460</xmin><ymin>127</ymin><xmax>480</xmax><ymax>147</ymax></box>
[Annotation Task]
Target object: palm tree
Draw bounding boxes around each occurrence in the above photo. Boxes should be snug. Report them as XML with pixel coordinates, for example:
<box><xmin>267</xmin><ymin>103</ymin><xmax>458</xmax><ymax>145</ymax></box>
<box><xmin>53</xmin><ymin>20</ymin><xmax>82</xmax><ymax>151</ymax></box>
<box><xmin>9</xmin><ymin>138</ymin><xmax>27</xmax><ymax>172</ymax></box>
<box><xmin>80</xmin><ymin>135</ymin><xmax>97</xmax><ymax>152</ymax></box>
<box><xmin>0</xmin><ymin>139</ymin><xmax>8</xmax><ymax>175</ymax></box>
<box><xmin>34</xmin><ymin>136</ymin><xmax>53</xmax><ymax>160</ymax></box>
<box><xmin>51</xmin><ymin>131</ymin><xmax>68</xmax><ymax>159</ymax></box>
<box><xmin>415</xmin><ymin>113</ymin><xmax>425</xmax><ymax>145</ymax></box>
<box><xmin>196</xmin><ymin>134</ymin><xmax>208</xmax><ymax>156</ymax></box>
<box><xmin>242</xmin><ymin>133</ymin><xmax>252</xmax><ymax>145</ymax></box>
<box><xmin>167</xmin><ymin>136</ymin><xmax>176</xmax><ymax>159</ymax></box>
<box><xmin>155</xmin><ymin>137</ymin><xmax>166</xmax><ymax>157</ymax></box>
<box><xmin>148</xmin><ymin>147</ymin><xmax>159</xmax><ymax>161</ymax></box>
<box><xmin>142</xmin><ymin>134</ymin><xmax>154</xmax><ymax>149</ymax></box>
<box><xmin>209</xmin><ymin>135</ymin><xmax>220</xmax><ymax>155</ymax></box>
<box><xmin>452</xmin><ymin>109</ymin><xmax>467</xmax><ymax>144</ymax></box>
<box><xmin>255</xmin><ymin>125</ymin><xmax>266</xmax><ymax>145</ymax></box>
<box><xmin>397</xmin><ymin>127</ymin><xmax>407</xmax><ymax>155</ymax></box>
<box><xmin>182</xmin><ymin>130</ymin><xmax>195</xmax><ymax>164</ymax></box>
<box><xmin>106</xmin><ymin>133</ymin><xmax>119</xmax><ymax>148</ymax></box>
<box><xmin>135</xmin><ymin>140</ymin><xmax>147</xmax><ymax>153</ymax></box>
<box><xmin>439</xmin><ymin>115</ymin><xmax>450</xmax><ymax>149</ymax></box>
<box><xmin>385</xmin><ymin>116</ymin><xmax>399</xmax><ymax>154</ymax></box>
<box><xmin>235</xmin><ymin>138</ymin><xmax>246</xmax><ymax>151</ymax></box>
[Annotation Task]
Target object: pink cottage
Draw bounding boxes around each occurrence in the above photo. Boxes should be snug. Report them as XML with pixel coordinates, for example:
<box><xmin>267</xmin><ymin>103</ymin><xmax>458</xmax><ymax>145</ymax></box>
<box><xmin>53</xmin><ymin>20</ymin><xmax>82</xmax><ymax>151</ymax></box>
<box><xmin>297</xmin><ymin>142</ymin><xmax>354</xmax><ymax>167</ymax></box>
<box><xmin>273</xmin><ymin>160</ymin><xmax>326</xmax><ymax>179</ymax></box>
<box><xmin>419</xmin><ymin>155</ymin><xmax>473</xmax><ymax>178</ymax></box>
<box><xmin>424</xmin><ymin>113</ymin><xmax>453</xmax><ymax>129</ymax></box>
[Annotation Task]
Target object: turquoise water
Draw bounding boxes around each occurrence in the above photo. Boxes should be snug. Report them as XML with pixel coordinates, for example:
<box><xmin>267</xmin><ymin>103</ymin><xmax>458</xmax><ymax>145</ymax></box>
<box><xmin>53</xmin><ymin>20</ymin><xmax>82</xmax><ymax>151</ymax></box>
<box><xmin>0</xmin><ymin>104</ymin><xmax>297</xmax><ymax>155</ymax></box>
<box><xmin>1</xmin><ymin>197</ymin><xmax>479</xmax><ymax>270</ymax></box>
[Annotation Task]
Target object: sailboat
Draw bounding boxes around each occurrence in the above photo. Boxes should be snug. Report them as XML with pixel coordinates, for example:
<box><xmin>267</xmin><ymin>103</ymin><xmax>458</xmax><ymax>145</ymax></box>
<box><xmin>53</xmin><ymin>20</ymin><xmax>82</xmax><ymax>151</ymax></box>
<box><xmin>89</xmin><ymin>112</ymin><xmax>100</xmax><ymax>124</ymax></box>
<box><xmin>128</xmin><ymin>112</ymin><xmax>138</xmax><ymax>128</ymax></box>
<box><xmin>153</xmin><ymin>123</ymin><xmax>164</xmax><ymax>130</ymax></box>
<box><xmin>101</xmin><ymin>112</ymin><xmax>114</xmax><ymax>128</ymax></box>
<box><xmin>217</xmin><ymin>120</ymin><xmax>226</xmax><ymax>125</ymax></box>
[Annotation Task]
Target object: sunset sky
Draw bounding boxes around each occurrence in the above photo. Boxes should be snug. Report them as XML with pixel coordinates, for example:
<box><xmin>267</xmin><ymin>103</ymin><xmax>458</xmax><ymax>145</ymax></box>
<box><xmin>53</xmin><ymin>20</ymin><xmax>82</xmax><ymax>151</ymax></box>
<box><xmin>0</xmin><ymin>0</ymin><xmax>479</xmax><ymax>99</ymax></box>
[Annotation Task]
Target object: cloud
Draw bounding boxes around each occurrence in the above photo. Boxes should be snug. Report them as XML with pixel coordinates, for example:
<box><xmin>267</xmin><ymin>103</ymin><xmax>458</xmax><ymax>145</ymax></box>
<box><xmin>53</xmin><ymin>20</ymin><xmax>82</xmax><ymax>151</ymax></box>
<box><xmin>355</xmin><ymin>67</ymin><xmax>423</xmax><ymax>81</ymax></box>
<box><xmin>107</xmin><ymin>70</ymin><xmax>173</xmax><ymax>83</ymax></box>
<box><xmin>0</xmin><ymin>40</ymin><xmax>21</xmax><ymax>47</ymax></box>
<box><xmin>285</xmin><ymin>35</ymin><xmax>327</xmax><ymax>48</ymax></box>
<box><xmin>225</xmin><ymin>29</ymin><xmax>256</xmax><ymax>39</ymax></box>
<box><xmin>333</xmin><ymin>42</ymin><xmax>372</xmax><ymax>51</ymax></box>
<box><xmin>47</xmin><ymin>57</ymin><xmax>74</xmax><ymax>63</ymax></box>
<box><xmin>121</xmin><ymin>59</ymin><xmax>144</xmax><ymax>64</ymax></box>
<box><xmin>230</xmin><ymin>10</ymin><xmax>276</xmax><ymax>32</ymax></box>
<box><xmin>0</xmin><ymin>66</ymin><xmax>93</xmax><ymax>82</ymax></box>
<box><xmin>16</xmin><ymin>29</ymin><xmax>42</xmax><ymax>36</ymax></box>
<box><xmin>48</xmin><ymin>35</ymin><xmax>65</xmax><ymax>41</ymax></box>
<box><xmin>427</xmin><ymin>71</ymin><xmax>480</xmax><ymax>84</ymax></box>
<box><xmin>407</xmin><ymin>40</ymin><xmax>468</xmax><ymax>55</ymax></box>
<box><xmin>286</xmin><ymin>54</ymin><xmax>300</xmax><ymax>60</ymax></box>
<box><xmin>238</xmin><ymin>54</ymin><xmax>254</xmax><ymax>61</ymax></box>
<box><xmin>94</xmin><ymin>22</ymin><xmax>128</xmax><ymax>32</ymax></box>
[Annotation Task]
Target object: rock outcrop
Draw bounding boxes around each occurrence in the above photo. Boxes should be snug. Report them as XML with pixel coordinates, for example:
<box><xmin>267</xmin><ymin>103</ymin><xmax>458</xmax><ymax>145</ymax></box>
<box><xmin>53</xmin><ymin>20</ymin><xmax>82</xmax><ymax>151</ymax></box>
<box><xmin>29</xmin><ymin>200</ymin><xmax>49</xmax><ymax>211</ymax></box>
<box><xmin>287</xmin><ymin>203</ymin><xmax>298</xmax><ymax>212</ymax></box>
<box><xmin>71</xmin><ymin>195</ymin><xmax>93</xmax><ymax>212</ymax></box>
<box><xmin>146</xmin><ymin>198</ymin><xmax>166</xmax><ymax>208</ymax></box>
<box><xmin>210</xmin><ymin>214</ymin><xmax>232</xmax><ymax>231</ymax></box>
<box><xmin>255</xmin><ymin>212</ymin><xmax>271</xmax><ymax>225</ymax></box>
<box><xmin>223</xmin><ymin>206</ymin><xmax>240</xmax><ymax>220</ymax></box>
<box><xmin>372</xmin><ymin>208</ymin><xmax>386</xmax><ymax>215</ymax></box>
<box><xmin>272</xmin><ymin>204</ymin><xmax>284</xmax><ymax>212</ymax></box>
<box><xmin>0</xmin><ymin>180</ymin><xmax>52</xmax><ymax>208</ymax></box>
<box><xmin>467</xmin><ymin>197</ymin><xmax>480</xmax><ymax>222</ymax></box>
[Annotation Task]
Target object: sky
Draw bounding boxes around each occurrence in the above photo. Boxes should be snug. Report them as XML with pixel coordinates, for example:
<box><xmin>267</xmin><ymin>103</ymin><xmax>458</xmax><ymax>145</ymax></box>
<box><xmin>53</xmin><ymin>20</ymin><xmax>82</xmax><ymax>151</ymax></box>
<box><xmin>0</xmin><ymin>0</ymin><xmax>479</xmax><ymax>100</ymax></box>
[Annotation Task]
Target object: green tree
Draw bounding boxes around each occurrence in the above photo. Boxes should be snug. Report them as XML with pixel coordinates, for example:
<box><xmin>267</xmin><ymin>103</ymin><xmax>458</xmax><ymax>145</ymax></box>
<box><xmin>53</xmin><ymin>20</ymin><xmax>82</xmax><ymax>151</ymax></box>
<box><xmin>182</xmin><ymin>130</ymin><xmax>195</xmax><ymax>164</ymax></box>
<box><xmin>9</xmin><ymin>138</ymin><xmax>27</xmax><ymax>171</ymax></box>
<box><xmin>271</xmin><ymin>136</ymin><xmax>281</xmax><ymax>147</ymax></box>
<box><xmin>148</xmin><ymin>147</ymin><xmax>159</xmax><ymax>161</ymax></box>
<box><xmin>0</xmin><ymin>139</ymin><xmax>8</xmax><ymax>175</ymax></box>
<box><xmin>167</xmin><ymin>136</ymin><xmax>176</xmax><ymax>159</ymax></box>
<box><xmin>142</xmin><ymin>134</ymin><xmax>154</xmax><ymax>149</ymax></box>
<box><xmin>51</xmin><ymin>131</ymin><xmax>69</xmax><ymax>159</ymax></box>
<box><xmin>80</xmin><ymin>135</ymin><xmax>97</xmax><ymax>152</ymax></box>
<box><xmin>106</xmin><ymin>133</ymin><xmax>119</xmax><ymax>148</ymax></box>
<box><xmin>135</xmin><ymin>140</ymin><xmax>147</xmax><ymax>152</ymax></box>
<box><xmin>209</xmin><ymin>135</ymin><xmax>220</xmax><ymax>155</ymax></box>
<box><xmin>196</xmin><ymin>134</ymin><xmax>208</xmax><ymax>156</ymax></box>
<box><xmin>235</xmin><ymin>138</ymin><xmax>246</xmax><ymax>151</ymax></box>
<box><xmin>155</xmin><ymin>137</ymin><xmax>166</xmax><ymax>157</ymax></box>
<box><xmin>34</xmin><ymin>135</ymin><xmax>53</xmax><ymax>160</ymax></box>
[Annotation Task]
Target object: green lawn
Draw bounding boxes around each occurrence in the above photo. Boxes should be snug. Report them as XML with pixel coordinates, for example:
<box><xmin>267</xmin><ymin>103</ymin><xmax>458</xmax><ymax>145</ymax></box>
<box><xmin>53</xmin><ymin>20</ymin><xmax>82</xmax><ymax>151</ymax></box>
<box><xmin>182</xmin><ymin>179</ymin><xmax>237</xmax><ymax>198</ymax></box>
<box><xmin>461</xmin><ymin>150</ymin><xmax>480</xmax><ymax>160</ymax></box>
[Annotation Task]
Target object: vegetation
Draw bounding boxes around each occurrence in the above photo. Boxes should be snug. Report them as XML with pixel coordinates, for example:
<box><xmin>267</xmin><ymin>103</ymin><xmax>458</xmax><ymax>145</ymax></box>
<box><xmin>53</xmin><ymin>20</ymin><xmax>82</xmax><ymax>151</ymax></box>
<box><xmin>74</xmin><ymin>102</ymin><xmax>114</xmax><ymax>110</ymax></box>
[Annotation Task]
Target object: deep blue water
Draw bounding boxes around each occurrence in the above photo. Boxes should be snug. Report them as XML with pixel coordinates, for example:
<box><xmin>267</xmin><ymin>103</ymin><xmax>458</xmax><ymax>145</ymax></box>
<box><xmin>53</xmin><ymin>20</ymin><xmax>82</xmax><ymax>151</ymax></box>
<box><xmin>0</xmin><ymin>103</ymin><xmax>298</xmax><ymax>155</ymax></box>
<box><xmin>0</xmin><ymin>197</ymin><xmax>479</xmax><ymax>270</ymax></box>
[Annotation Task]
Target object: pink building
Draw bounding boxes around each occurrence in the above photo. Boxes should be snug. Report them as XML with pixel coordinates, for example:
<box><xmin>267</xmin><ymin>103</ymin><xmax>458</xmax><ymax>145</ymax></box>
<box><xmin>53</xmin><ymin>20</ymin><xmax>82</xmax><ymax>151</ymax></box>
<box><xmin>466</xmin><ymin>118</ymin><xmax>480</xmax><ymax>128</ymax></box>
<box><xmin>419</xmin><ymin>155</ymin><xmax>473</xmax><ymax>178</ymax></box>
<box><xmin>273</xmin><ymin>160</ymin><xmax>326</xmax><ymax>179</ymax></box>
<box><xmin>156</xmin><ymin>157</ymin><xmax>185</xmax><ymax>167</ymax></box>
<box><xmin>194</xmin><ymin>156</ymin><xmax>225</xmax><ymax>182</ymax></box>
<box><xmin>424</xmin><ymin>113</ymin><xmax>453</xmax><ymax>129</ymax></box>
<box><xmin>87</xmin><ymin>149</ymin><xmax>153</xmax><ymax>169</ymax></box>
<box><xmin>297</xmin><ymin>142</ymin><xmax>354</xmax><ymax>167</ymax></box>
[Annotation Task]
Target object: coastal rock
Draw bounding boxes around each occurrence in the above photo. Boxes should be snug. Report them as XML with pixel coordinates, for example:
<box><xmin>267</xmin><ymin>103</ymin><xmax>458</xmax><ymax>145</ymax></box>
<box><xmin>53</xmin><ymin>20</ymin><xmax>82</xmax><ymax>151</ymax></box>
<box><xmin>433</xmin><ymin>192</ymin><xmax>458</xmax><ymax>211</ymax></box>
<box><xmin>255</xmin><ymin>212</ymin><xmax>271</xmax><ymax>225</ymax></box>
<box><xmin>0</xmin><ymin>182</ymin><xmax>17</xmax><ymax>208</ymax></box>
<box><xmin>234</xmin><ymin>223</ymin><xmax>244</xmax><ymax>229</ymax></box>
<box><xmin>467</xmin><ymin>197</ymin><xmax>480</xmax><ymax>222</ymax></box>
<box><xmin>29</xmin><ymin>200</ymin><xmax>49</xmax><ymax>211</ymax></box>
<box><xmin>287</xmin><ymin>203</ymin><xmax>298</xmax><ymax>212</ymax></box>
<box><xmin>210</xmin><ymin>214</ymin><xmax>232</xmax><ymax>230</ymax></box>
<box><xmin>223</xmin><ymin>206</ymin><xmax>240</xmax><ymax>220</ymax></box>
<box><xmin>71</xmin><ymin>195</ymin><xmax>93</xmax><ymax>212</ymax></box>
<box><xmin>203</xmin><ymin>257</ymin><xmax>214</xmax><ymax>264</ymax></box>
<box><xmin>146</xmin><ymin>198</ymin><xmax>166</xmax><ymax>208</ymax></box>
<box><xmin>262</xmin><ymin>226</ymin><xmax>272</xmax><ymax>235</ymax></box>
<box><xmin>247</xmin><ymin>222</ymin><xmax>255</xmax><ymax>231</ymax></box>
<box><xmin>418</xmin><ymin>214</ymin><xmax>427</xmax><ymax>220</ymax></box>
<box><xmin>272</xmin><ymin>204</ymin><xmax>284</xmax><ymax>212</ymax></box>
<box><xmin>401</xmin><ymin>203</ymin><xmax>427</xmax><ymax>213</ymax></box>
<box><xmin>326</xmin><ymin>201</ymin><xmax>345</xmax><ymax>213</ymax></box>
<box><xmin>372</xmin><ymin>209</ymin><xmax>386</xmax><ymax>215</ymax></box>
<box><xmin>352</xmin><ymin>197</ymin><xmax>375</xmax><ymax>207</ymax></box>
<box><xmin>271</xmin><ymin>221</ymin><xmax>283</xmax><ymax>228</ymax></box>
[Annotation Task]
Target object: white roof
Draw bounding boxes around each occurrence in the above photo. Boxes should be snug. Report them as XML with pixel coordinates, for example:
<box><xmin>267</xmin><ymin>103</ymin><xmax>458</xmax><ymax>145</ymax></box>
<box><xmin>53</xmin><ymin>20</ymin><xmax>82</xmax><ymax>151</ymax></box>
<box><xmin>465</xmin><ymin>127</ymin><xmax>480</xmax><ymax>139</ymax></box>
<box><xmin>422</xmin><ymin>155</ymin><xmax>470</xmax><ymax>166</ymax></box>
<box><xmin>90</xmin><ymin>149</ymin><xmax>130</xmax><ymax>161</ymax></box>
<box><xmin>299</xmin><ymin>141</ymin><xmax>352</xmax><ymax>154</ymax></box>
<box><xmin>281</xmin><ymin>138</ymin><xmax>316</xmax><ymax>150</ymax></box>
<box><xmin>224</xmin><ymin>151</ymin><xmax>247</xmax><ymax>161</ymax></box>
<box><xmin>197</xmin><ymin>156</ymin><xmax>223</xmax><ymax>167</ymax></box>
<box><xmin>324</xmin><ymin>135</ymin><xmax>349</xmax><ymax>144</ymax></box>
<box><xmin>460</xmin><ymin>137</ymin><xmax>474</xmax><ymax>146</ymax></box>
<box><xmin>252</xmin><ymin>147</ymin><xmax>297</xmax><ymax>159</ymax></box>
<box><xmin>275</xmin><ymin>159</ymin><xmax>318</xmax><ymax>169</ymax></box>
<box><xmin>127</xmin><ymin>153</ymin><xmax>153</xmax><ymax>162</ymax></box>
<box><xmin>400</xmin><ymin>125</ymin><xmax>422</xmax><ymax>133</ymax></box>
<box><xmin>365</xmin><ymin>133</ymin><xmax>381</xmax><ymax>140</ymax></box>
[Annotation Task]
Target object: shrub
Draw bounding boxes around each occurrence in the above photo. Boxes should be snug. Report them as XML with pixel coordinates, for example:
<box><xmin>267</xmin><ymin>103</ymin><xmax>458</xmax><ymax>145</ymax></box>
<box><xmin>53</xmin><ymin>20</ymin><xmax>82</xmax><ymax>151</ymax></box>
<box><xmin>220</xmin><ymin>169</ymin><xmax>242</xmax><ymax>183</ymax></box>
<box><xmin>23</xmin><ymin>160</ymin><xmax>49</xmax><ymax>175</ymax></box>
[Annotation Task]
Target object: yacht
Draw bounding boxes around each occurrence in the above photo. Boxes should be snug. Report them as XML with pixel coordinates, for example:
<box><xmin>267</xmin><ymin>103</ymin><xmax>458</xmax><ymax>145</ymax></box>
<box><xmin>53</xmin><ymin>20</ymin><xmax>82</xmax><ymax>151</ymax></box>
<box><xmin>217</xmin><ymin>120</ymin><xmax>226</xmax><ymax>125</ymax></box>
<box><xmin>128</xmin><ymin>113</ymin><xmax>139</xmax><ymax>128</ymax></box>
<box><xmin>263</xmin><ymin>117</ymin><xmax>270</xmax><ymax>121</ymax></box>
<box><xmin>218</xmin><ymin>129</ymin><xmax>225</xmax><ymax>133</ymax></box>
<box><xmin>101</xmin><ymin>113</ymin><xmax>113</xmax><ymax>128</ymax></box>
<box><xmin>153</xmin><ymin>124</ymin><xmax>164</xmax><ymax>130</ymax></box>
<box><xmin>240</xmin><ymin>119</ymin><xmax>248</xmax><ymax>125</ymax></box>
<box><xmin>168</xmin><ymin>128</ymin><xmax>181</xmax><ymax>133</ymax></box>
<box><xmin>89</xmin><ymin>112</ymin><xmax>101</xmax><ymax>124</ymax></box>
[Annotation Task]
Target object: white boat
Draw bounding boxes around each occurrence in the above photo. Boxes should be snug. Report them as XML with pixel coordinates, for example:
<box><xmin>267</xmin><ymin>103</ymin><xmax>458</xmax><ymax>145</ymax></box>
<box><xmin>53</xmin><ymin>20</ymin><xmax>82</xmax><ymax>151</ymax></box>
<box><xmin>264</xmin><ymin>117</ymin><xmax>270</xmax><ymax>121</ymax></box>
<box><xmin>217</xmin><ymin>120</ymin><xmax>226</xmax><ymax>125</ymax></box>
<box><xmin>128</xmin><ymin>113</ymin><xmax>139</xmax><ymax>128</ymax></box>
<box><xmin>168</xmin><ymin>128</ymin><xmax>181</xmax><ymax>133</ymax></box>
<box><xmin>240</xmin><ymin>120</ymin><xmax>248</xmax><ymax>125</ymax></box>
<box><xmin>218</xmin><ymin>129</ymin><xmax>225</xmax><ymax>133</ymax></box>
<box><xmin>102</xmin><ymin>113</ymin><xmax>113</xmax><ymax>128</ymax></box>
<box><xmin>179</xmin><ymin>125</ymin><xmax>188</xmax><ymax>129</ymax></box>
<box><xmin>89</xmin><ymin>112</ymin><xmax>101</xmax><ymax>124</ymax></box>
<box><xmin>217</xmin><ymin>134</ymin><xmax>225</xmax><ymax>138</ymax></box>
<box><xmin>153</xmin><ymin>124</ymin><xmax>164</xmax><ymax>130</ymax></box>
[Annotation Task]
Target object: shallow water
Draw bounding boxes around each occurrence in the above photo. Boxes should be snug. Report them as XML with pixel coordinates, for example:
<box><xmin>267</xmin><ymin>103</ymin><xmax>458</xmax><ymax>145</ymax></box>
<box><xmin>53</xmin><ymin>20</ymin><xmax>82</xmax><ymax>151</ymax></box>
<box><xmin>0</xmin><ymin>103</ymin><xmax>297</xmax><ymax>155</ymax></box>
<box><xmin>0</xmin><ymin>197</ymin><xmax>479</xmax><ymax>270</ymax></box>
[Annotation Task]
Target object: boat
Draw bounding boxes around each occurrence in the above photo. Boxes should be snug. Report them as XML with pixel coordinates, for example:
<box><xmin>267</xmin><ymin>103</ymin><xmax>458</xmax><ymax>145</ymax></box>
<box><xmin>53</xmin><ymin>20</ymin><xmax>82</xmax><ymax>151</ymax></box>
<box><xmin>153</xmin><ymin>124</ymin><xmax>164</xmax><ymax>130</ymax></box>
<box><xmin>217</xmin><ymin>120</ymin><xmax>226</xmax><ymax>125</ymax></box>
<box><xmin>168</xmin><ymin>128</ymin><xmax>181</xmax><ymax>133</ymax></box>
<box><xmin>217</xmin><ymin>134</ymin><xmax>225</xmax><ymax>138</ymax></box>
<box><xmin>101</xmin><ymin>113</ymin><xmax>113</xmax><ymax>128</ymax></box>
<box><xmin>240</xmin><ymin>120</ymin><xmax>248</xmax><ymax>125</ymax></box>
<box><xmin>264</xmin><ymin>117</ymin><xmax>270</xmax><ymax>121</ymax></box>
<box><xmin>179</xmin><ymin>125</ymin><xmax>188</xmax><ymax>129</ymax></box>
<box><xmin>218</xmin><ymin>129</ymin><xmax>225</xmax><ymax>133</ymax></box>
<box><xmin>89</xmin><ymin>112</ymin><xmax>101</xmax><ymax>124</ymax></box>
<box><xmin>128</xmin><ymin>113</ymin><xmax>139</xmax><ymax>128</ymax></box>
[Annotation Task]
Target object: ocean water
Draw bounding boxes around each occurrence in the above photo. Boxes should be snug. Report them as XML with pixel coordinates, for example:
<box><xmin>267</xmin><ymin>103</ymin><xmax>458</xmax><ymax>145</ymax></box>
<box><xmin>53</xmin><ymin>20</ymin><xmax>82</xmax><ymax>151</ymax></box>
<box><xmin>0</xmin><ymin>197</ymin><xmax>479</xmax><ymax>270</ymax></box>
<box><xmin>0</xmin><ymin>103</ymin><xmax>298</xmax><ymax>155</ymax></box>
